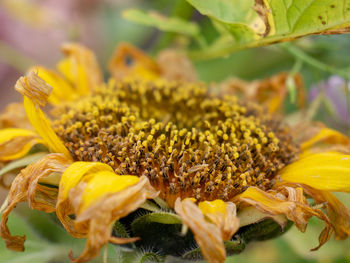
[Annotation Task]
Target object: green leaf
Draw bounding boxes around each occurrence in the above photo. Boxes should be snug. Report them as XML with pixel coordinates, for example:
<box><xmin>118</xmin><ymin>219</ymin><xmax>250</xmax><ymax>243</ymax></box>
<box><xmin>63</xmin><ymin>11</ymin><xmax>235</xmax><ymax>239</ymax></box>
<box><xmin>187</xmin><ymin>0</ymin><xmax>350</xmax><ymax>59</ymax></box>
<box><xmin>122</xmin><ymin>9</ymin><xmax>200</xmax><ymax>37</ymax></box>
<box><xmin>187</xmin><ymin>0</ymin><xmax>265</xmax><ymax>44</ymax></box>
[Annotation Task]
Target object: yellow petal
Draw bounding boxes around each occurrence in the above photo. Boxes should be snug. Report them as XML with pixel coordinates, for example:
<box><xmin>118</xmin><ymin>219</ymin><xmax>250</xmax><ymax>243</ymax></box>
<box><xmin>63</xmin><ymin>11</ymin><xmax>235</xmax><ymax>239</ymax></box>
<box><xmin>0</xmin><ymin>128</ymin><xmax>45</xmax><ymax>161</ymax></box>
<box><xmin>280</xmin><ymin>152</ymin><xmax>350</xmax><ymax>192</ymax></box>
<box><xmin>56</xmin><ymin>161</ymin><xmax>114</xmax><ymax>237</ymax></box>
<box><xmin>58</xmin><ymin>161</ymin><xmax>114</xmax><ymax>201</ymax></box>
<box><xmin>108</xmin><ymin>43</ymin><xmax>160</xmax><ymax>81</ymax></box>
<box><xmin>199</xmin><ymin>200</ymin><xmax>239</xmax><ymax>241</ymax></box>
<box><xmin>69</xmin><ymin>176</ymin><xmax>158</xmax><ymax>263</ymax></box>
<box><xmin>301</xmin><ymin>127</ymin><xmax>350</xmax><ymax>150</ymax></box>
<box><xmin>23</xmin><ymin>96</ymin><xmax>71</xmax><ymax>159</ymax></box>
<box><xmin>32</xmin><ymin>66</ymin><xmax>77</xmax><ymax>104</ymax></box>
<box><xmin>57</xmin><ymin>43</ymin><xmax>103</xmax><ymax>95</ymax></box>
<box><xmin>80</xmin><ymin>171</ymin><xmax>139</xmax><ymax>211</ymax></box>
<box><xmin>175</xmin><ymin>198</ymin><xmax>226</xmax><ymax>263</ymax></box>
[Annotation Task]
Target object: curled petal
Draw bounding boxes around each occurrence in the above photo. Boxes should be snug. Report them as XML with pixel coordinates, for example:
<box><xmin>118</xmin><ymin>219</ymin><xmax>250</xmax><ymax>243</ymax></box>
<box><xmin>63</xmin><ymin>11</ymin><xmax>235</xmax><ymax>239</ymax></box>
<box><xmin>0</xmin><ymin>153</ymin><xmax>71</xmax><ymax>251</ymax></box>
<box><xmin>0</xmin><ymin>103</ymin><xmax>32</xmax><ymax>130</ymax></box>
<box><xmin>235</xmin><ymin>186</ymin><xmax>332</xmax><ymax>250</ymax></box>
<box><xmin>58</xmin><ymin>43</ymin><xmax>103</xmax><ymax>95</ymax></box>
<box><xmin>198</xmin><ymin>200</ymin><xmax>239</xmax><ymax>241</ymax></box>
<box><xmin>14</xmin><ymin>71</ymin><xmax>52</xmax><ymax>107</ymax></box>
<box><xmin>0</xmin><ymin>128</ymin><xmax>45</xmax><ymax>161</ymax></box>
<box><xmin>108</xmin><ymin>43</ymin><xmax>160</xmax><ymax>80</ymax></box>
<box><xmin>31</xmin><ymin>66</ymin><xmax>77</xmax><ymax>104</ymax></box>
<box><xmin>69</xmin><ymin>175</ymin><xmax>158</xmax><ymax>263</ymax></box>
<box><xmin>301</xmin><ymin>127</ymin><xmax>350</xmax><ymax>151</ymax></box>
<box><xmin>175</xmin><ymin>198</ymin><xmax>226</xmax><ymax>263</ymax></box>
<box><xmin>280</xmin><ymin>152</ymin><xmax>350</xmax><ymax>192</ymax></box>
<box><xmin>56</xmin><ymin>162</ymin><xmax>115</xmax><ymax>237</ymax></box>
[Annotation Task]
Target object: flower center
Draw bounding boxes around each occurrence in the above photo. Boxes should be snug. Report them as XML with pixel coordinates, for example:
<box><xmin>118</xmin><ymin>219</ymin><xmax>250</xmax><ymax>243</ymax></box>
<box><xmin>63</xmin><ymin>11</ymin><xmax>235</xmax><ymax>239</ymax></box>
<box><xmin>53</xmin><ymin>79</ymin><xmax>299</xmax><ymax>205</ymax></box>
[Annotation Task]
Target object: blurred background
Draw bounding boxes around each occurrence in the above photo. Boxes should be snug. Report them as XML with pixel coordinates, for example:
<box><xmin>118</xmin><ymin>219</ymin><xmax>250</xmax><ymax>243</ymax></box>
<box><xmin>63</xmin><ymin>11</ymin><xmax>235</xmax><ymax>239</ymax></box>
<box><xmin>1</xmin><ymin>0</ymin><xmax>350</xmax><ymax>262</ymax></box>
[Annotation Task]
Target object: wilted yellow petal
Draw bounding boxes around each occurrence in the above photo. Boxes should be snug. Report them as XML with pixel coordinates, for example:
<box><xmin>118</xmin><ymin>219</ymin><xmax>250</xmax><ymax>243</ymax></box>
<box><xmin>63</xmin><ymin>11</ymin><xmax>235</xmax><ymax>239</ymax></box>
<box><xmin>199</xmin><ymin>200</ymin><xmax>239</xmax><ymax>241</ymax></box>
<box><xmin>57</xmin><ymin>43</ymin><xmax>103</xmax><ymax>95</ymax></box>
<box><xmin>80</xmin><ymin>171</ymin><xmax>139</xmax><ymax>211</ymax></box>
<box><xmin>56</xmin><ymin>161</ymin><xmax>114</xmax><ymax>237</ymax></box>
<box><xmin>280</xmin><ymin>152</ymin><xmax>350</xmax><ymax>192</ymax></box>
<box><xmin>301</xmin><ymin>127</ymin><xmax>350</xmax><ymax>150</ymax></box>
<box><xmin>0</xmin><ymin>153</ymin><xmax>71</xmax><ymax>251</ymax></box>
<box><xmin>236</xmin><ymin>186</ymin><xmax>332</xmax><ymax>250</ymax></box>
<box><xmin>23</xmin><ymin>96</ymin><xmax>71</xmax><ymax>159</ymax></box>
<box><xmin>175</xmin><ymin>198</ymin><xmax>226</xmax><ymax>263</ymax></box>
<box><xmin>199</xmin><ymin>199</ymin><xmax>227</xmax><ymax>215</ymax></box>
<box><xmin>0</xmin><ymin>128</ymin><xmax>45</xmax><ymax>161</ymax></box>
<box><xmin>69</xmin><ymin>176</ymin><xmax>158</xmax><ymax>263</ymax></box>
<box><xmin>32</xmin><ymin>66</ymin><xmax>77</xmax><ymax>104</ymax></box>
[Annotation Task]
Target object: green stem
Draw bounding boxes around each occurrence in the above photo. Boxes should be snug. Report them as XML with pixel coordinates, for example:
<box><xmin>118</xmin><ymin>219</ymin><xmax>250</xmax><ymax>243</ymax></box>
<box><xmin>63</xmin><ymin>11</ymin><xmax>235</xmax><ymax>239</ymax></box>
<box><xmin>281</xmin><ymin>43</ymin><xmax>350</xmax><ymax>80</ymax></box>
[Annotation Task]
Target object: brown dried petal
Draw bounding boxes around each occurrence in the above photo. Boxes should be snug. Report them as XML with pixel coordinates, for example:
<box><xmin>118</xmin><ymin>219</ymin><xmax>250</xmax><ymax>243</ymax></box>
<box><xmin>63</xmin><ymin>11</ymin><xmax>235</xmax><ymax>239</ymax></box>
<box><xmin>284</xmin><ymin>182</ymin><xmax>350</xmax><ymax>240</ymax></box>
<box><xmin>235</xmin><ymin>186</ymin><xmax>332</xmax><ymax>250</ymax></box>
<box><xmin>156</xmin><ymin>49</ymin><xmax>197</xmax><ymax>82</ymax></box>
<box><xmin>175</xmin><ymin>198</ymin><xmax>226</xmax><ymax>263</ymax></box>
<box><xmin>0</xmin><ymin>153</ymin><xmax>71</xmax><ymax>251</ymax></box>
<box><xmin>0</xmin><ymin>103</ymin><xmax>32</xmax><ymax>130</ymax></box>
<box><xmin>61</xmin><ymin>43</ymin><xmax>103</xmax><ymax>91</ymax></box>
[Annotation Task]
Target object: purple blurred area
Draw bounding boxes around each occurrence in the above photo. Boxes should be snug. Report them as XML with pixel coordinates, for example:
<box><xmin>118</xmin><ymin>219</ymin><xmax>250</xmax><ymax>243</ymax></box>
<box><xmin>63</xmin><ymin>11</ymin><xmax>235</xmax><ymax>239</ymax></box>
<box><xmin>310</xmin><ymin>76</ymin><xmax>350</xmax><ymax>124</ymax></box>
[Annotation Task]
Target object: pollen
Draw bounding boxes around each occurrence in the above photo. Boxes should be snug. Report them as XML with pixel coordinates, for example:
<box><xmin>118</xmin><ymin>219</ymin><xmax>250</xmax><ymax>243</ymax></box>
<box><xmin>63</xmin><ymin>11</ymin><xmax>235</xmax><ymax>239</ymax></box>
<box><xmin>52</xmin><ymin>79</ymin><xmax>299</xmax><ymax>206</ymax></box>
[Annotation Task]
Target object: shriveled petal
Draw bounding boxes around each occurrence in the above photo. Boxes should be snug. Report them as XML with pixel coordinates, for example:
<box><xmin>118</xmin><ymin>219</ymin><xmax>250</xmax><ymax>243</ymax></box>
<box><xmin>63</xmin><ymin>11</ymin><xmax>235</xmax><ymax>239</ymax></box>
<box><xmin>280</xmin><ymin>152</ymin><xmax>350</xmax><ymax>192</ymax></box>
<box><xmin>57</xmin><ymin>43</ymin><xmax>103</xmax><ymax>95</ymax></box>
<box><xmin>14</xmin><ymin>71</ymin><xmax>52</xmax><ymax>107</ymax></box>
<box><xmin>219</xmin><ymin>72</ymin><xmax>305</xmax><ymax>113</ymax></box>
<box><xmin>69</xmin><ymin>176</ymin><xmax>158</xmax><ymax>263</ymax></box>
<box><xmin>0</xmin><ymin>103</ymin><xmax>32</xmax><ymax>130</ymax></box>
<box><xmin>108</xmin><ymin>43</ymin><xmax>160</xmax><ymax>81</ymax></box>
<box><xmin>56</xmin><ymin>162</ymin><xmax>116</xmax><ymax>237</ymax></box>
<box><xmin>198</xmin><ymin>200</ymin><xmax>239</xmax><ymax>241</ymax></box>
<box><xmin>31</xmin><ymin>66</ymin><xmax>77</xmax><ymax>104</ymax></box>
<box><xmin>235</xmin><ymin>186</ymin><xmax>332</xmax><ymax>250</ymax></box>
<box><xmin>0</xmin><ymin>128</ymin><xmax>45</xmax><ymax>161</ymax></box>
<box><xmin>175</xmin><ymin>198</ymin><xmax>226</xmax><ymax>263</ymax></box>
<box><xmin>0</xmin><ymin>153</ymin><xmax>71</xmax><ymax>251</ymax></box>
<box><xmin>301</xmin><ymin>127</ymin><xmax>350</xmax><ymax>151</ymax></box>
<box><xmin>283</xmin><ymin>183</ymin><xmax>350</xmax><ymax>240</ymax></box>
<box><xmin>22</xmin><ymin>96</ymin><xmax>71</xmax><ymax>159</ymax></box>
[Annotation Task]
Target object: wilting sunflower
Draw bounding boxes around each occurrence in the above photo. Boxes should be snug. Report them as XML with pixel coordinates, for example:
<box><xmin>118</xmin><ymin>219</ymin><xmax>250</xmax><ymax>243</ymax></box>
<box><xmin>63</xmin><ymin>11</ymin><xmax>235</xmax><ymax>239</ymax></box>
<box><xmin>1</xmin><ymin>43</ymin><xmax>350</xmax><ymax>263</ymax></box>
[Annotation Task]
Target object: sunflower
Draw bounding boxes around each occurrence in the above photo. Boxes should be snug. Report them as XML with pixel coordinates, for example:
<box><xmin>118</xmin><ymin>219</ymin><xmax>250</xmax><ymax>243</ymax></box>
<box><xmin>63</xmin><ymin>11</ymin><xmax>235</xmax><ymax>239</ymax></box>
<box><xmin>1</xmin><ymin>43</ymin><xmax>350</xmax><ymax>263</ymax></box>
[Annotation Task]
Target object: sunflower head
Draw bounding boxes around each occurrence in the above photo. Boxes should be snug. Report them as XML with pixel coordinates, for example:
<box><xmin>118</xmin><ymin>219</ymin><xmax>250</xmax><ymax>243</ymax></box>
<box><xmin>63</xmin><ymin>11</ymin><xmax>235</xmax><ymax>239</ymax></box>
<box><xmin>1</xmin><ymin>43</ymin><xmax>350</xmax><ymax>263</ymax></box>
